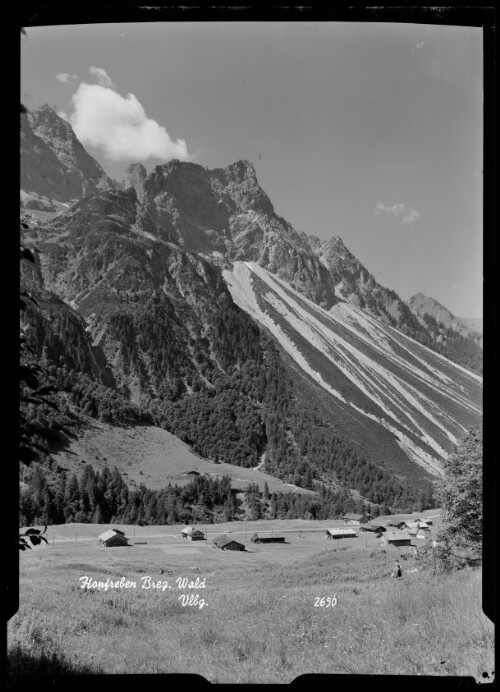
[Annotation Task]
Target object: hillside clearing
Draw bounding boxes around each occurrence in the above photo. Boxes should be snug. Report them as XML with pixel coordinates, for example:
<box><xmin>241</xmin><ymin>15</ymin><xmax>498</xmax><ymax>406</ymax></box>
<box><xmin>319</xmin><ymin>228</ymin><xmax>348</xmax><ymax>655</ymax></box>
<box><xmin>51</xmin><ymin>420</ymin><xmax>315</xmax><ymax>495</ymax></box>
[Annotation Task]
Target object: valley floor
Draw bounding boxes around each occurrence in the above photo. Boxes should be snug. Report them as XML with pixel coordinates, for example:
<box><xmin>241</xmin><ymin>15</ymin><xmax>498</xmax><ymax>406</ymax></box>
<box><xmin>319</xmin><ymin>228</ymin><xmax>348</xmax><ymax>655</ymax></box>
<box><xmin>8</xmin><ymin>517</ymin><xmax>493</xmax><ymax>683</ymax></box>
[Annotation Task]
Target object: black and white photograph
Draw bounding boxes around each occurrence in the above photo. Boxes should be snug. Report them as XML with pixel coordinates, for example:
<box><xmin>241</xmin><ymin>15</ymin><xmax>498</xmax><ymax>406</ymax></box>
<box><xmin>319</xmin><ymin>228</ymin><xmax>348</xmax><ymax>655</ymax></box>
<box><xmin>13</xmin><ymin>9</ymin><xmax>493</xmax><ymax>685</ymax></box>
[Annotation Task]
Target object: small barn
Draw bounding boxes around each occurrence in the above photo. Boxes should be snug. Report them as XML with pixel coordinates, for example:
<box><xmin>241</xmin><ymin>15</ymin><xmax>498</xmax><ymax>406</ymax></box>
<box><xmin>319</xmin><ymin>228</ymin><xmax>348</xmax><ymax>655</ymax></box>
<box><xmin>98</xmin><ymin>529</ymin><xmax>129</xmax><ymax>548</ymax></box>
<box><xmin>343</xmin><ymin>513</ymin><xmax>367</xmax><ymax>525</ymax></box>
<box><xmin>181</xmin><ymin>526</ymin><xmax>206</xmax><ymax>541</ymax></box>
<box><xmin>326</xmin><ymin>528</ymin><xmax>358</xmax><ymax>539</ymax></box>
<box><xmin>213</xmin><ymin>535</ymin><xmax>245</xmax><ymax>551</ymax></box>
<box><xmin>360</xmin><ymin>523</ymin><xmax>387</xmax><ymax>534</ymax></box>
<box><xmin>250</xmin><ymin>532</ymin><xmax>285</xmax><ymax>544</ymax></box>
<box><xmin>380</xmin><ymin>531</ymin><xmax>412</xmax><ymax>547</ymax></box>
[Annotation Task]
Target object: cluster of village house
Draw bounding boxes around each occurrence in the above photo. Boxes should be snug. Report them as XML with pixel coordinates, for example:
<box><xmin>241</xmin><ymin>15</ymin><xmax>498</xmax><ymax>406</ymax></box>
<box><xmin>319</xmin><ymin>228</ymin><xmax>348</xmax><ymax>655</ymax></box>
<box><xmin>326</xmin><ymin>512</ymin><xmax>433</xmax><ymax>547</ymax></box>
<box><xmin>97</xmin><ymin>513</ymin><xmax>433</xmax><ymax>551</ymax></box>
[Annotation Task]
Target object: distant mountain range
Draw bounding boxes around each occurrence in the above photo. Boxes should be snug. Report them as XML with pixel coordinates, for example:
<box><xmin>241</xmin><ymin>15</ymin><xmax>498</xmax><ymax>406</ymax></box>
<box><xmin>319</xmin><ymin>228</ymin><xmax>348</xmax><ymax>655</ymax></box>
<box><xmin>20</xmin><ymin>105</ymin><xmax>483</xmax><ymax>513</ymax></box>
<box><xmin>457</xmin><ymin>316</ymin><xmax>482</xmax><ymax>334</ymax></box>
<box><xmin>406</xmin><ymin>292</ymin><xmax>482</xmax><ymax>346</ymax></box>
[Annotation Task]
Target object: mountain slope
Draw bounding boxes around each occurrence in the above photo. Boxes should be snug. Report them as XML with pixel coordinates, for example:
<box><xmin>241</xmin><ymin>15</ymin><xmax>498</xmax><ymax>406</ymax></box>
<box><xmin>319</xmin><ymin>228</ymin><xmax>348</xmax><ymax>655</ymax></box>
<box><xmin>22</xmin><ymin>201</ymin><xmax>437</xmax><ymax>508</ymax></box>
<box><xmin>309</xmin><ymin>237</ymin><xmax>483</xmax><ymax>375</ymax></box>
<box><xmin>23</xmin><ymin>169</ymin><xmax>483</xmax><ymax>481</ymax></box>
<box><xmin>20</xmin><ymin>109</ymin><xmax>481</xmax><ymax>509</ymax></box>
<box><xmin>21</xmin><ymin>105</ymin><xmax>116</xmax><ymax>204</ymax></box>
<box><xmin>223</xmin><ymin>262</ymin><xmax>482</xmax><ymax>479</ymax></box>
<box><xmin>310</xmin><ymin>236</ymin><xmax>416</xmax><ymax>324</ymax></box>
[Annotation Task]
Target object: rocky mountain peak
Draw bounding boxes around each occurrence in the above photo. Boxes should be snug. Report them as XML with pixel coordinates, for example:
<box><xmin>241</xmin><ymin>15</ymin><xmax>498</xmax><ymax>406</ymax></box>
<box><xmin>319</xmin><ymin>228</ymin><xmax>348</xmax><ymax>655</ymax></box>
<box><xmin>311</xmin><ymin>234</ymin><xmax>358</xmax><ymax>267</ymax></box>
<box><xmin>222</xmin><ymin>159</ymin><xmax>257</xmax><ymax>183</ymax></box>
<box><xmin>124</xmin><ymin>163</ymin><xmax>148</xmax><ymax>202</ymax></box>
<box><xmin>210</xmin><ymin>159</ymin><xmax>274</xmax><ymax>215</ymax></box>
<box><xmin>406</xmin><ymin>293</ymin><xmax>451</xmax><ymax>316</ymax></box>
<box><xmin>29</xmin><ymin>103</ymin><xmax>72</xmax><ymax>134</ymax></box>
<box><xmin>407</xmin><ymin>292</ymin><xmax>430</xmax><ymax>303</ymax></box>
<box><xmin>126</xmin><ymin>162</ymin><xmax>147</xmax><ymax>180</ymax></box>
<box><xmin>21</xmin><ymin>103</ymin><xmax>117</xmax><ymax>204</ymax></box>
<box><xmin>29</xmin><ymin>105</ymin><xmax>101</xmax><ymax>169</ymax></box>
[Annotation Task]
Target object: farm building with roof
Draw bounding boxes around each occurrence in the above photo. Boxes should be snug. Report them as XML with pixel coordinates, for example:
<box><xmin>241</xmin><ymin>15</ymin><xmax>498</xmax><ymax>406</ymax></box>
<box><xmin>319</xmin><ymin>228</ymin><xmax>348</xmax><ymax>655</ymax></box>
<box><xmin>380</xmin><ymin>531</ymin><xmax>412</xmax><ymax>547</ymax></box>
<box><xmin>343</xmin><ymin>513</ymin><xmax>367</xmax><ymax>524</ymax></box>
<box><xmin>98</xmin><ymin>530</ymin><xmax>129</xmax><ymax>547</ymax></box>
<box><xmin>213</xmin><ymin>535</ymin><xmax>245</xmax><ymax>551</ymax></box>
<box><xmin>360</xmin><ymin>523</ymin><xmax>387</xmax><ymax>534</ymax></box>
<box><xmin>326</xmin><ymin>528</ymin><xmax>358</xmax><ymax>539</ymax></box>
<box><xmin>250</xmin><ymin>532</ymin><xmax>285</xmax><ymax>543</ymax></box>
<box><xmin>181</xmin><ymin>526</ymin><xmax>206</xmax><ymax>541</ymax></box>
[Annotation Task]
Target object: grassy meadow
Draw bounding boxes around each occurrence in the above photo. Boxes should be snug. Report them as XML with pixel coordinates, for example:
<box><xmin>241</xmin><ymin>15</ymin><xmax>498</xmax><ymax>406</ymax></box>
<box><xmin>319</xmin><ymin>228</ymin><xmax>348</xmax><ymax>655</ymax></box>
<box><xmin>8</xmin><ymin>516</ymin><xmax>494</xmax><ymax>683</ymax></box>
<box><xmin>50</xmin><ymin>419</ymin><xmax>315</xmax><ymax>495</ymax></box>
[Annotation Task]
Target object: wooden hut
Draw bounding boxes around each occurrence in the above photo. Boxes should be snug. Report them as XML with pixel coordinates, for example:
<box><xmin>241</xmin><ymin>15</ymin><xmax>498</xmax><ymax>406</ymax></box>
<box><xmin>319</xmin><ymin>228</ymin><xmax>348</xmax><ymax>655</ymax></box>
<box><xmin>326</xmin><ymin>528</ymin><xmax>358</xmax><ymax>539</ymax></box>
<box><xmin>380</xmin><ymin>531</ymin><xmax>412</xmax><ymax>547</ymax></box>
<box><xmin>343</xmin><ymin>513</ymin><xmax>367</xmax><ymax>525</ymax></box>
<box><xmin>360</xmin><ymin>523</ymin><xmax>387</xmax><ymax>535</ymax></box>
<box><xmin>250</xmin><ymin>532</ymin><xmax>285</xmax><ymax>544</ymax></box>
<box><xmin>213</xmin><ymin>535</ymin><xmax>245</xmax><ymax>551</ymax></box>
<box><xmin>98</xmin><ymin>529</ymin><xmax>129</xmax><ymax>548</ymax></box>
<box><xmin>181</xmin><ymin>526</ymin><xmax>206</xmax><ymax>541</ymax></box>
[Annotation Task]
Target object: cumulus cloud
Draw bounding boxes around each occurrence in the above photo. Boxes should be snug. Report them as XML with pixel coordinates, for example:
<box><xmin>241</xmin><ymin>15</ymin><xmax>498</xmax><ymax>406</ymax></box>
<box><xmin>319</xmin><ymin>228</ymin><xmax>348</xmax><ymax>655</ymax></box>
<box><xmin>56</xmin><ymin>72</ymin><xmax>77</xmax><ymax>83</ymax></box>
<box><xmin>402</xmin><ymin>208</ymin><xmax>420</xmax><ymax>225</ymax></box>
<box><xmin>65</xmin><ymin>71</ymin><xmax>190</xmax><ymax>163</ymax></box>
<box><xmin>89</xmin><ymin>66</ymin><xmax>115</xmax><ymax>89</ymax></box>
<box><xmin>374</xmin><ymin>202</ymin><xmax>420</xmax><ymax>226</ymax></box>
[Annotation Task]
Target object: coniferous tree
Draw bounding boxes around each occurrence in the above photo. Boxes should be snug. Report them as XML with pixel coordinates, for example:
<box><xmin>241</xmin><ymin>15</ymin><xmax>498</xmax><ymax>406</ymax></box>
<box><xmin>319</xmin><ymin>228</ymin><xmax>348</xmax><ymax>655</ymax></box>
<box><xmin>437</xmin><ymin>427</ymin><xmax>482</xmax><ymax>561</ymax></box>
